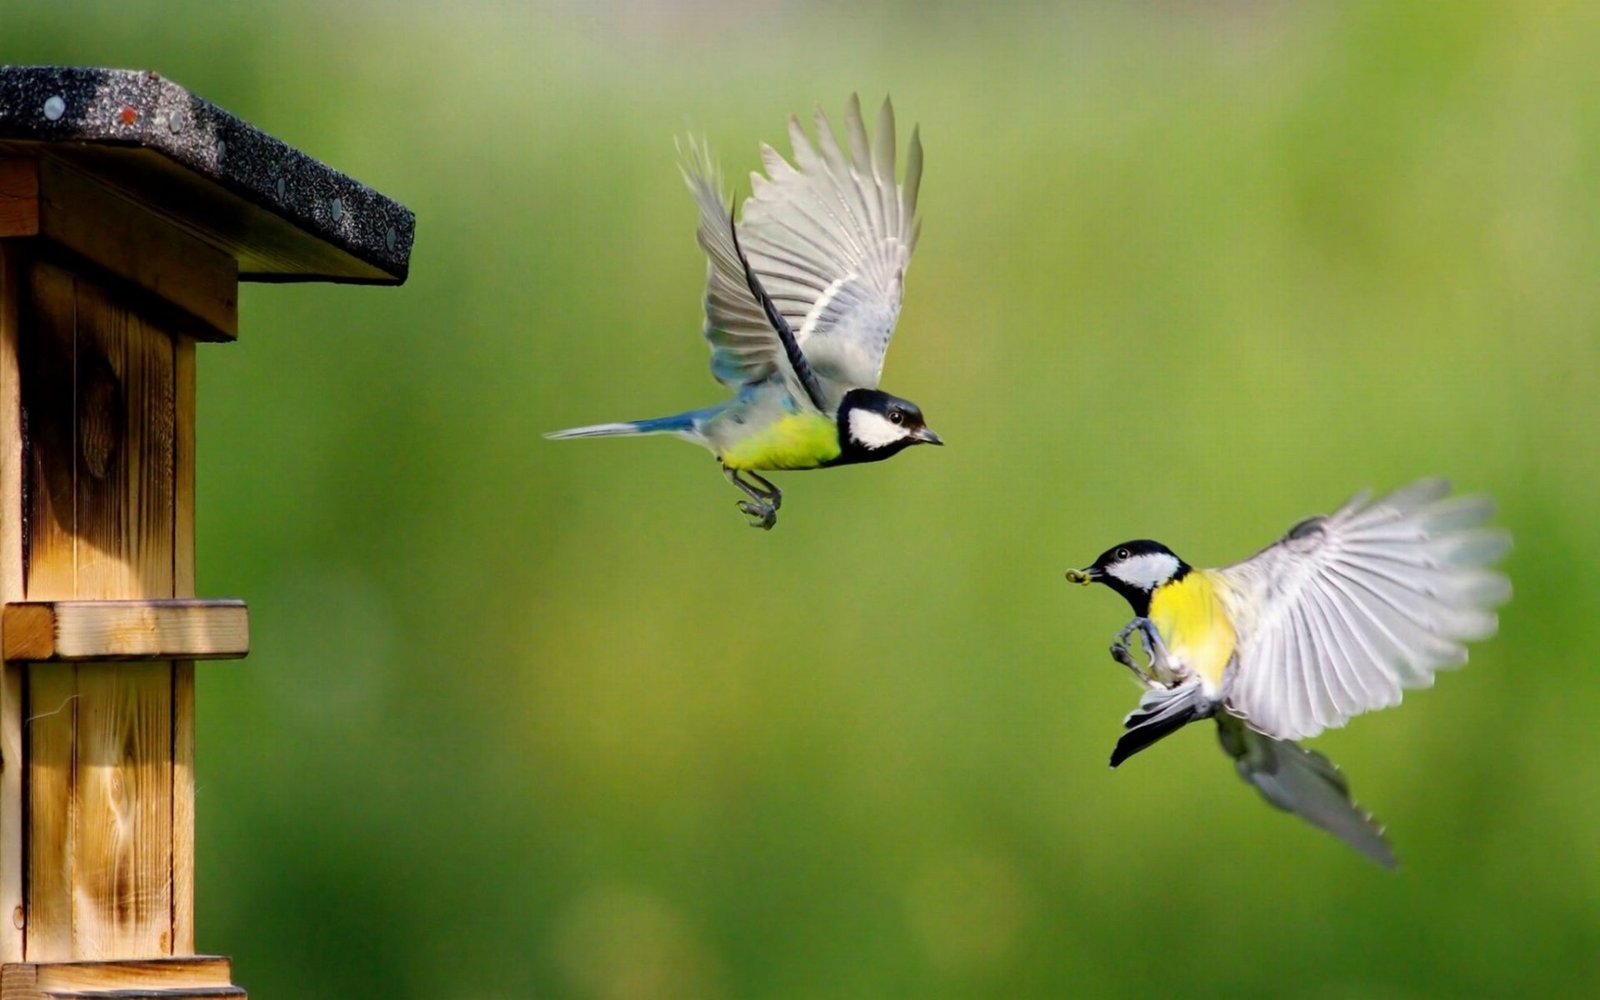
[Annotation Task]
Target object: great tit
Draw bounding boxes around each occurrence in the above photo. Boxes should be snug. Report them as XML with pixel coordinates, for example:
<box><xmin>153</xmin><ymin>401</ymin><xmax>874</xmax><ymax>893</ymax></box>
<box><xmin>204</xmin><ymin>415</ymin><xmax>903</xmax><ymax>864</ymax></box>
<box><xmin>1065</xmin><ymin>478</ymin><xmax>1511</xmax><ymax>866</ymax></box>
<box><xmin>547</xmin><ymin>96</ymin><xmax>941</xmax><ymax>529</ymax></box>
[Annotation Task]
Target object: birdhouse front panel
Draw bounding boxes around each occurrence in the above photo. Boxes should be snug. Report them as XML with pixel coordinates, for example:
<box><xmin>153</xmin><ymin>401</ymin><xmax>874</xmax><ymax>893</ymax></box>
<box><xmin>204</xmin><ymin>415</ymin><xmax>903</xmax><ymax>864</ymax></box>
<box><xmin>17</xmin><ymin>256</ymin><xmax>193</xmax><ymax>962</ymax></box>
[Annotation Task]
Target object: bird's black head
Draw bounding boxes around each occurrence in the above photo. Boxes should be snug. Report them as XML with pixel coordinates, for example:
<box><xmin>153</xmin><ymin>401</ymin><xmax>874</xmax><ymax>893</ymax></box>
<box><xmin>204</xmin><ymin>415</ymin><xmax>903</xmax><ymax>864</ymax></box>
<box><xmin>1065</xmin><ymin>539</ymin><xmax>1189</xmax><ymax>617</ymax></box>
<box><xmin>830</xmin><ymin>388</ymin><xmax>943</xmax><ymax>466</ymax></box>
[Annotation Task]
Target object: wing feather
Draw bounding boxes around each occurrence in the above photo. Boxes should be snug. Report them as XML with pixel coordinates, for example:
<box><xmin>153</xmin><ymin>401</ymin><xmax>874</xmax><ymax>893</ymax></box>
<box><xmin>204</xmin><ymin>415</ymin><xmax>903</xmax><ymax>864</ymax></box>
<box><xmin>787</xmin><ymin>114</ymin><xmax>869</xmax><ymax>261</ymax></box>
<box><xmin>1291</xmin><ymin>601</ymin><xmax>1329</xmax><ymax>733</ymax></box>
<box><xmin>1318</xmin><ymin>565</ymin><xmax>1426</xmax><ymax>685</ymax></box>
<box><xmin>1297</xmin><ymin>596</ymin><xmax>1350</xmax><ymax>725</ymax></box>
<box><xmin>904</xmin><ymin>126</ymin><xmax>924</xmax><ymax>223</ymax></box>
<box><xmin>739</xmin><ymin>95</ymin><xmax>922</xmax><ymax>396</ymax></box>
<box><xmin>844</xmin><ymin>94</ymin><xmax>873</xmax><ymax>183</ymax></box>
<box><xmin>681</xmin><ymin>138</ymin><xmax>822</xmax><ymax>407</ymax></box>
<box><xmin>1215</xmin><ymin>480</ymin><xmax>1510</xmax><ymax>740</ymax></box>
<box><xmin>873</xmin><ymin>97</ymin><xmax>897</xmax><ymax>233</ymax></box>
<box><xmin>683</xmin><ymin>97</ymin><xmax>922</xmax><ymax>403</ymax></box>
<box><xmin>1305</xmin><ymin>580</ymin><xmax>1386</xmax><ymax>709</ymax></box>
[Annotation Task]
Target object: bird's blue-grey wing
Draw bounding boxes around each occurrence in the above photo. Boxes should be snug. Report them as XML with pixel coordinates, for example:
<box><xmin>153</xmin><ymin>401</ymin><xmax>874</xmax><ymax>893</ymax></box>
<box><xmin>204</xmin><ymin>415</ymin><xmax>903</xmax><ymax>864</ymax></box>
<box><xmin>736</xmin><ymin>95</ymin><xmax>922</xmax><ymax>401</ymax></box>
<box><xmin>1213</xmin><ymin>478</ymin><xmax>1512</xmax><ymax>741</ymax></box>
<box><xmin>681</xmin><ymin>138</ymin><xmax>808</xmax><ymax>404</ymax></box>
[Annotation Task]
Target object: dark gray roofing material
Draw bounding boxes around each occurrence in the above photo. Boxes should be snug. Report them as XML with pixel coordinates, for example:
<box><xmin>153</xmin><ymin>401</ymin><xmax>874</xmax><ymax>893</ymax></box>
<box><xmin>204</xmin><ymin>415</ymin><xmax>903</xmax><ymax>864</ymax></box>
<box><xmin>0</xmin><ymin>66</ymin><xmax>413</xmax><ymax>284</ymax></box>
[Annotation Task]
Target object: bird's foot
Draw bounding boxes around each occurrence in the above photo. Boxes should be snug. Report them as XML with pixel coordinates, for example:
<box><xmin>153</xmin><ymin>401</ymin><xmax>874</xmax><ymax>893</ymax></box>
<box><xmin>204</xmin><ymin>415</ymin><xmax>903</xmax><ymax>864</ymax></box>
<box><xmin>1110</xmin><ymin>639</ymin><xmax>1149</xmax><ymax>685</ymax></box>
<box><xmin>737</xmin><ymin>499</ymin><xmax>778</xmax><ymax>530</ymax></box>
<box><xmin>746</xmin><ymin>471</ymin><xmax>782</xmax><ymax>511</ymax></box>
<box><xmin>1111</xmin><ymin>617</ymin><xmax>1165</xmax><ymax>688</ymax></box>
<box><xmin>1139</xmin><ymin>619</ymin><xmax>1177</xmax><ymax>682</ymax></box>
<box><xmin>725</xmin><ymin>467</ymin><xmax>782</xmax><ymax>529</ymax></box>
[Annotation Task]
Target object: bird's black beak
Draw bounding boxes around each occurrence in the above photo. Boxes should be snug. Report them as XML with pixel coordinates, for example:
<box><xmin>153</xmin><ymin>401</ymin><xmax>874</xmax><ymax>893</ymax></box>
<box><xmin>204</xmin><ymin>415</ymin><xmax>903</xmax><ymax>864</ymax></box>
<box><xmin>1064</xmin><ymin>567</ymin><xmax>1100</xmax><ymax>585</ymax></box>
<box><xmin>913</xmin><ymin>426</ymin><xmax>944</xmax><ymax>446</ymax></box>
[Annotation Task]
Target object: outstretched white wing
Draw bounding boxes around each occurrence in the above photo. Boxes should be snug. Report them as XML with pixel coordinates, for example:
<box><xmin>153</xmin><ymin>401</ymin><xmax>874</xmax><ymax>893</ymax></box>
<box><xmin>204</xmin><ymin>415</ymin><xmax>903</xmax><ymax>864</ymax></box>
<box><xmin>738</xmin><ymin>95</ymin><xmax>922</xmax><ymax>399</ymax></box>
<box><xmin>1214</xmin><ymin>479</ymin><xmax>1511</xmax><ymax>741</ymax></box>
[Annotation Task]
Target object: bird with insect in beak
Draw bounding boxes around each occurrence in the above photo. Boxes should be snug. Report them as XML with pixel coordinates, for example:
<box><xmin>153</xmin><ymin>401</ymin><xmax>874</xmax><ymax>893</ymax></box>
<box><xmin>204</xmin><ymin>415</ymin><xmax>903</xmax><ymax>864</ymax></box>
<box><xmin>1063</xmin><ymin>479</ymin><xmax>1511</xmax><ymax>866</ymax></box>
<box><xmin>547</xmin><ymin>96</ymin><xmax>942</xmax><ymax>529</ymax></box>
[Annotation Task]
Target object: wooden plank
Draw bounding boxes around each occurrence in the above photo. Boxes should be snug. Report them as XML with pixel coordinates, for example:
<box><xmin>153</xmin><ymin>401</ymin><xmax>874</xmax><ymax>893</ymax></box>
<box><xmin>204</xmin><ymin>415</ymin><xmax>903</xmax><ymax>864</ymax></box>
<box><xmin>1</xmin><ymin>601</ymin><xmax>248</xmax><ymax>662</ymax></box>
<box><xmin>0</xmin><ymin>242</ymin><xmax>28</xmax><ymax>964</ymax></box>
<box><xmin>20</xmin><ymin>264</ymin><xmax>184</xmax><ymax>962</ymax></box>
<box><xmin>1</xmin><ymin>955</ymin><xmax>236</xmax><ymax>999</ymax></box>
<box><xmin>171</xmin><ymin>332</ymin><xmax>195</xmax><ymax>957</ymax></box>
<box><xmin>36</xmin><ymin>157</ymin><xmax>236</xmax><ymax>341</ymax></box>
<box><xmin>65</xmin><ymin>277</ymin><xmax>176</xmax><ymax>961</ymax></box>
<box><xmin>19</xmin><ymin>260</ymin><xmax>78</xmax><ymax>602</ymax></box>
<box><xmin>4</xmin><ymin>603</ymin><xmax>55</xmax><ymax>660</ymax></box>
<box><xmin>73</xmin><ymin>662</ymin><xmax>172</xmax><ymax>958</ymax></box>
<box><xmin>0</xmin><ymin>159</ymin><xmax>39</xmax><ymax>238</ymax></box>
<box><xmin>0</xmin><ymin>658</ymin><xmax>23</xmax><ymax>956</ymax></box>
<box><xmin>34</xmin><ymin>955</ymin><xmax>232</xmax><ymax>990</ymax></box>
<box><xmin>173</xmin><ymin>338</ymin><xmax>195</xmax><ymax>605</ymax></box>
<box><xmin>0</xmin><ymin>963</ymin><xmax>29</xmax><ymax>1000</ymax></box>
<box><xmin>0</xmin><ymin>962</ymin><xmax>35</xmax><ymax>1000</ymax></box>
<box><xmin>21</xmin><ymin>257</ymin><xmax>81</xmax><ymax>962</ymax></box>
<box><xmin>42</xmin><ymin>988</ymin><xmax>246</xmax><ymax>999</ymax></box>
<box><xmin>26</xmin><ymin>662</ymin><xmax>77</xmax><ymax>961</ymax></box>
<box><xmin>71</xmin><ymin>278</ymin><xmax>175</xmax><ymax>601</ymax></box>
<box><xmin>170</xmin><ymin>660</ymin><xmax>194</xmax><ymax>957</ymax></box>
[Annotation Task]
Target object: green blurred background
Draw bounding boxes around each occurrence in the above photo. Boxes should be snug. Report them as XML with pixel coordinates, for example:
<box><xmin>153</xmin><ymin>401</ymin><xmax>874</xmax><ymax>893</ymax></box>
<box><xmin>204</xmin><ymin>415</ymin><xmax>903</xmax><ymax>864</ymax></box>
<box><xmin>9</xmin><ymin>1</ymin><xmax>1600</xmax><ymax>996</ymax></box>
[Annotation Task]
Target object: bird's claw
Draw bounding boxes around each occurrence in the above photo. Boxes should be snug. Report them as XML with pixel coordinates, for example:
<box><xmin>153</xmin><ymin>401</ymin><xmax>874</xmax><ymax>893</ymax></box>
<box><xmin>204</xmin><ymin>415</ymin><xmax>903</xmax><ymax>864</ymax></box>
<box><xmin>747</xmin><ymin>471</ymin><xmax>782</xmax><ymax>510</ymax></box>
<box><xmin>725</xmin><ymin>467</ymin><xmax>783</xmax><ymax>529</ymax></box>
<box><xmin>1108</xmin><ymin>616</ymin><xmax>1180</xmax><ymax>689</ymax></box>
<box><xmin>1111</xmin><ymin>617</ymin><xmax>1166</xmax><ymax>688</ymax></box>
<box><xmin>1110</xmin><ymin>637</ymin><xmax>1151</xmax><ymax>686</ymax></box>
<box><xmin>738</xmin><ymin>500</ymin><xmax>777</xmax><ymax>530</ymax></box>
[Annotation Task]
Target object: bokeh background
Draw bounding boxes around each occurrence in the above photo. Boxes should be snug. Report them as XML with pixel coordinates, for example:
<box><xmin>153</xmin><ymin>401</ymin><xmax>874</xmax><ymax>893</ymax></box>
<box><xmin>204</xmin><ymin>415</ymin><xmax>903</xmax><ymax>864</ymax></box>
<box><xmin>9</xmin><ymin>1</ymin><xmax>1600</xmax><ymax>996</ymax></box>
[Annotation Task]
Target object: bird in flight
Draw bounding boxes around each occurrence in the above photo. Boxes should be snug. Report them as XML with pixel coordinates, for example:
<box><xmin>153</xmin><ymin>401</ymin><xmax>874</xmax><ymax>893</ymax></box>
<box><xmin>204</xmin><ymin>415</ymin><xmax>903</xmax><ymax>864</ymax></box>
<box><xmin>547</xmin><ymin>96</ymin><xmax>941</xmax><ymax>529</ymax></box>
<box><xmin>1064</xmin><ymin>479</ymin><xmax>1511</xmax><ymax>865</ymax></box>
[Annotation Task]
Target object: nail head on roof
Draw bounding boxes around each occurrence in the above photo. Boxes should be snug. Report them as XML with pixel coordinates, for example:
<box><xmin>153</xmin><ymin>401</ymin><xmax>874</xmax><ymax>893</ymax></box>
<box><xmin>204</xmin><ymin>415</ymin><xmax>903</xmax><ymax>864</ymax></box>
<box><xmin>43</xmin><ymin>96</ymin><xmax>66</xmax><ymax>121</ymax></box>
<box><xmin>329</xmin><ymin>198</ymin><xmax>344</xmax><ymax>222</ymax></box>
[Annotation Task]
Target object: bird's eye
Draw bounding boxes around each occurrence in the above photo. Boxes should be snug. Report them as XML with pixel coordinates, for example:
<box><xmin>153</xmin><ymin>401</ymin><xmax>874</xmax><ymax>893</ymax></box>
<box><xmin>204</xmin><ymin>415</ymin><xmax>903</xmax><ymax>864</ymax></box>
<box><xmin>889</xmin><ymin>411</ymin><xmax>905</xmax><ymax>425</ymax></box>
<box><xmin>1115</xmin><ymin>547</ymin><xmax>1131</xmax><ymax>561</ymax></box>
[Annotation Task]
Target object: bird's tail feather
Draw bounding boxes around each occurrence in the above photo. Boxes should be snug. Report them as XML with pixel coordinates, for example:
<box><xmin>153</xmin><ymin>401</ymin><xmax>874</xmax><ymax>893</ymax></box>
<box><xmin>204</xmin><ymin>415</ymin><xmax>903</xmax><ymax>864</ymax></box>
<box><xmin>545</xmin><ymin>411</ymin><xmax>708</xmax><ymax>441</ymax></box>
<box><xmin>1216</xmin><ymin>714</ymin><xmax>1396</xmax><ymax>868</ymax></box>
<box><xmin>1111</xmin><ymin>682</ymin><xmax>1212</xmax><ymax>767</ymax></box>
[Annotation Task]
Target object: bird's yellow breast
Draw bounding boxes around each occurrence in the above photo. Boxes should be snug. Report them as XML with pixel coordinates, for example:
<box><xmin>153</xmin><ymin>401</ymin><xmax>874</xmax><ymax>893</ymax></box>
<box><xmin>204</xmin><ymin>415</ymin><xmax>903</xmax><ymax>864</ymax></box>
<box><xmin>1148</xmin><ymin>570</ymin><xmax>1237</xmax><ymax>691</ymax></box>
<box><xmin>719</xmin><ymin>411</ymin><xmax>841</xmax><ymax>471</ymax></box>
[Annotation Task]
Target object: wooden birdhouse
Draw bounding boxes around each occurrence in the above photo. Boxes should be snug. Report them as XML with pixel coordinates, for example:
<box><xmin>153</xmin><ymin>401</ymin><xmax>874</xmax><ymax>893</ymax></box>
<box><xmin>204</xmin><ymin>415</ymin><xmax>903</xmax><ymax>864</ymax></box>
<box><xmin>0</xmin><ymin>67</ymin><xmax>413</xmax><ymax>998</ymax></box>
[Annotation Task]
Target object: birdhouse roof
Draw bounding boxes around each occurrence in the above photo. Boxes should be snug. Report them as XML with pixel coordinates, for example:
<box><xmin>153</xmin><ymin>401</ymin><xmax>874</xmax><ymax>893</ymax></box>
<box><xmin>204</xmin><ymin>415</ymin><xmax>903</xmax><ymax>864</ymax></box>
<box><xmin>0</xmin><ymin>66</ymin><xmax>413</xmax><ymax>284</ymax></box>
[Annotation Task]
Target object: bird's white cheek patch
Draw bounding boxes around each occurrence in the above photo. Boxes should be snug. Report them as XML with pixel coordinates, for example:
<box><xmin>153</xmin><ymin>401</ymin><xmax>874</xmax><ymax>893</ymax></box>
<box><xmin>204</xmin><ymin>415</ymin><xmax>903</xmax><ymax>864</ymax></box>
<box><xmin>849</xmin><ymin>409</ymin><xmax>908</xmax><ymax>450</ymax></box>
<box><xmin>1112</xmin><ymin>552</ymin><xmax>1181</xmax><ymax>590</ymax></box>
